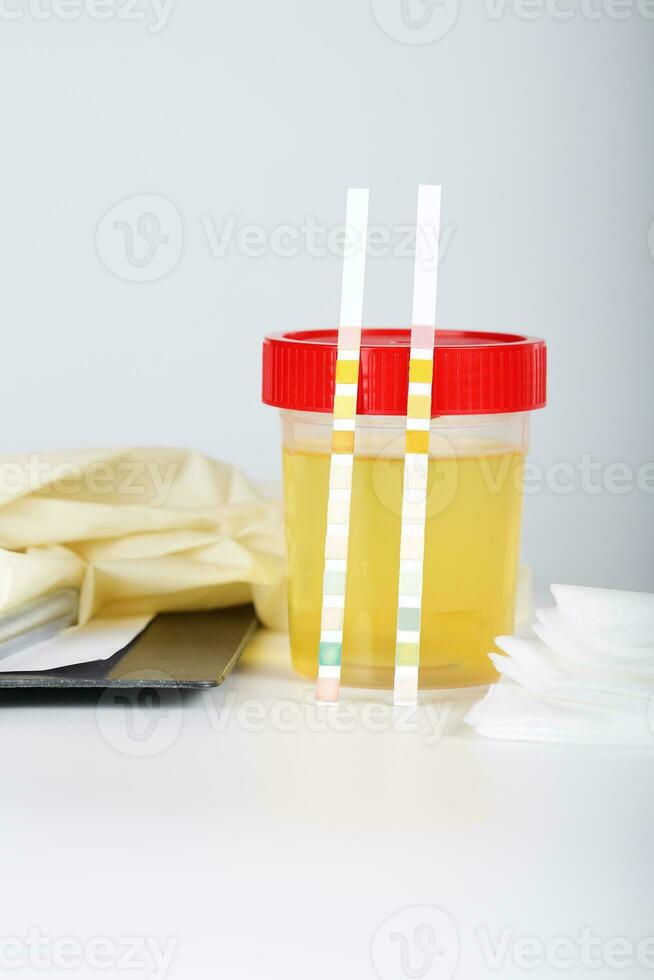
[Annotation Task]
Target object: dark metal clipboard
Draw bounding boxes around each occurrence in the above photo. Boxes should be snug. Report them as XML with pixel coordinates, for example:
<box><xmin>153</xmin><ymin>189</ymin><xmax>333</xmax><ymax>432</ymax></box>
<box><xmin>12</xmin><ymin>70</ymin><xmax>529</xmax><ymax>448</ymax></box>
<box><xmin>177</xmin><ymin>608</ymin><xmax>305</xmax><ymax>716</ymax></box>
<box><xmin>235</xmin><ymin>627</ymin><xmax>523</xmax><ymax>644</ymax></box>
<box><xmin>0</xmin><ymin>605</ymin><xmax>258</xmax><ymax>689</ymax></box>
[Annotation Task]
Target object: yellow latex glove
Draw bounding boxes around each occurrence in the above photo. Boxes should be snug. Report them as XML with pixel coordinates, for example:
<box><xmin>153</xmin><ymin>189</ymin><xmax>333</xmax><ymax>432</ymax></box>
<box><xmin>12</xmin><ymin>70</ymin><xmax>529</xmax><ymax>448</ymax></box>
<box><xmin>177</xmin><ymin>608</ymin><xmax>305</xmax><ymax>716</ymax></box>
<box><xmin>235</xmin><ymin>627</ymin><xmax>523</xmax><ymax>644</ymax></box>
<box><xmin>0</xmin><ymin>448</ymin><xmax>287</xmax><ymax>629</ymax></box>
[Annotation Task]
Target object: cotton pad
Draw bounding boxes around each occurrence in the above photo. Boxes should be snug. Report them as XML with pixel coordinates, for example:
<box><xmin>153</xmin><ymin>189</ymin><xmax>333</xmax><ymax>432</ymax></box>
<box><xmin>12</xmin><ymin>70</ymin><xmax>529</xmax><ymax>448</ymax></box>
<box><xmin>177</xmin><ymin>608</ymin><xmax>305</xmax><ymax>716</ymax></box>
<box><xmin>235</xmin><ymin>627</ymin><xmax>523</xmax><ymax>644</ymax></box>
<box><xmin>466</xmin><ymin>681</ymin><xmax>654</xmax><ymax>748</ymax></box>
<box><xmin>551</xmin><ymin>584</ymin><xmax>654</xmax><ymax>643</ymax></box>
<box><xmin>466</xmin><ymin>585</ymin><xmax>654</xmax><ymax>748</ymax></box>
<box><xmin>533</xmin><ymin>608</ymin><xmax>654</xmax><ymax>673</ymax></box>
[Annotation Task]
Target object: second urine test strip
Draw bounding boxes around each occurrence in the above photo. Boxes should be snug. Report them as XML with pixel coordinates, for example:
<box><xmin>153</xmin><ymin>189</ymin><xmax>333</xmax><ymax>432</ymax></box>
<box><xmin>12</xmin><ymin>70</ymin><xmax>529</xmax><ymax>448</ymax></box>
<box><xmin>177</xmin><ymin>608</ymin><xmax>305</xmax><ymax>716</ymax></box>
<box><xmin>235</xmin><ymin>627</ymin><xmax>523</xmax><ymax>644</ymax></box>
<box><xmin>393</xmin><ymin>184</ymin><xmax>442</xmax><ymax>707</ymax></box>
<box><xmin>315</xmin><ymin>188</ymin><xmax>370</xmax><ymax>705</ymax></box>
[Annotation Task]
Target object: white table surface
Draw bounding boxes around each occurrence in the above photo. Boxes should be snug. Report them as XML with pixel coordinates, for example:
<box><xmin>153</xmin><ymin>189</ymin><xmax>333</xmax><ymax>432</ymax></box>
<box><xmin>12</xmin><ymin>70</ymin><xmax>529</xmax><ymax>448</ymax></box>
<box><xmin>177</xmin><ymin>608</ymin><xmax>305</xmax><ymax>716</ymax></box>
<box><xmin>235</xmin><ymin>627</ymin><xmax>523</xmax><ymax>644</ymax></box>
<box><xmin>2</xmin><ymin>628</ymin><xmax>653</xmax><ymax>980</ymax></box>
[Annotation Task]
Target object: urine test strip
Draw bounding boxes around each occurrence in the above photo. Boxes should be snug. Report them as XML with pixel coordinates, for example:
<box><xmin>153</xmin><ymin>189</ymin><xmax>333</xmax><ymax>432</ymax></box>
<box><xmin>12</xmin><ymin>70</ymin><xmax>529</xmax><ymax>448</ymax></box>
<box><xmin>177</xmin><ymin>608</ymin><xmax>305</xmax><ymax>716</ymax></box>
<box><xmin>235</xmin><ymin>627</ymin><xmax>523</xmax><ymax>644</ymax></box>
<box><xmin>315</xmin><ymin>188</ymin><xmax>370</xmax><ymax>705</ymax></box>
<box><xmin>393</xmin><ymin>184</ymin><xmax>442</xmax><ymax>707</ymax></box>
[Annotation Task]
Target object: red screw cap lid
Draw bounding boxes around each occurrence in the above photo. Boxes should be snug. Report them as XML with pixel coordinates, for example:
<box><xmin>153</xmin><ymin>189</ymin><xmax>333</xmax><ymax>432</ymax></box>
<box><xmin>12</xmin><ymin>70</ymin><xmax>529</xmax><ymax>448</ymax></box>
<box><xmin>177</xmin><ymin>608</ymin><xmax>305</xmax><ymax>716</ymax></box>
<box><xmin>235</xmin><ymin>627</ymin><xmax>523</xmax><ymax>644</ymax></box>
<box><xmin>262</xmin><ymin>329</ymin><xmax>546</xmax><ymax>416</ymax></box>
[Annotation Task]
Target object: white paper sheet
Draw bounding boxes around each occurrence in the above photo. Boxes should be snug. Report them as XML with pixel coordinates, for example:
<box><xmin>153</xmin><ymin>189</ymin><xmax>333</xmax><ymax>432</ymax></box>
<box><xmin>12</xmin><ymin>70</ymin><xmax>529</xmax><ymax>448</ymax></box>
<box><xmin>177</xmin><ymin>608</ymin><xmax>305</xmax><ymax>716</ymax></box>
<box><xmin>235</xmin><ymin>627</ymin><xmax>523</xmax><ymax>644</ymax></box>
<box><xmin>0</xmin><ymin>615</ymin><xmax>153</xmax><ymax>673</ymax></box>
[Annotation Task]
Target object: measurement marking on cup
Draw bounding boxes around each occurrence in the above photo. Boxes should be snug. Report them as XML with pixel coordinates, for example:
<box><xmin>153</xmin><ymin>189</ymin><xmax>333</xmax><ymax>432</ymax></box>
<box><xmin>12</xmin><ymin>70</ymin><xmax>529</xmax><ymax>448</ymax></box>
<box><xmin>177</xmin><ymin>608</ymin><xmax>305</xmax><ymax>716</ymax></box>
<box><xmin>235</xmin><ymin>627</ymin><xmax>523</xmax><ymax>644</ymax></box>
<box><xmin>393</xmin><ymin>184</ymin><xmax>442</xmax><ymax>707</ymax></box>
<box><xmin>315</xmin><ymin>188</ymin><xmax>370</xmax><ymax>705</ymax></box>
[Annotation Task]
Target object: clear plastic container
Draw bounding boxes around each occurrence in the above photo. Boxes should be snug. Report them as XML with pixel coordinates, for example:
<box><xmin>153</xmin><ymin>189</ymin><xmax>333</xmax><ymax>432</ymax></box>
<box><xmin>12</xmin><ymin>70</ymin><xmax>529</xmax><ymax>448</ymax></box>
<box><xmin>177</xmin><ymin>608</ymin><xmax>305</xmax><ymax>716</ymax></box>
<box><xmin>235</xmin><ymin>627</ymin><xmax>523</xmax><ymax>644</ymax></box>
<box><xmin>263</xmin><ymin>329</ymin><xmax>546</xmax><ymax>689</ymax></box>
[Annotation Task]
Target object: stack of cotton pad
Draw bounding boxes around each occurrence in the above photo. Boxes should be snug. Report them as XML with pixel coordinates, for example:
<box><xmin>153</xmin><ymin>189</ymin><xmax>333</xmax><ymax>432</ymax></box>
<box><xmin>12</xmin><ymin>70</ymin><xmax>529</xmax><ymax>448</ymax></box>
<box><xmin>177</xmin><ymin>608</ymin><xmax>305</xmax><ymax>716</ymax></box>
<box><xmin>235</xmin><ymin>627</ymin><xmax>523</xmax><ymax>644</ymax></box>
<box><xmin>466</xmin><ymin>585</ymin><xmax>654</xmax><ymax>747</ymax></box>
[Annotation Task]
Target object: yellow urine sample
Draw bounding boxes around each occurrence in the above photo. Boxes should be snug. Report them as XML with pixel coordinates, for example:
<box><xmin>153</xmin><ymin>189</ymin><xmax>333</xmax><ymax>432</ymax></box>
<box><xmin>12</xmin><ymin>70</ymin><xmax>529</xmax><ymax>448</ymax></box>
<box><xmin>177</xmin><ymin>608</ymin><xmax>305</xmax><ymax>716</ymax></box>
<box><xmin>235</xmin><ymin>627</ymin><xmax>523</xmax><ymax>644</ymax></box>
<box><xmin>283</xmin><ymin>447</ymin><xmax>524</xmax><ymax>689</ymax></box>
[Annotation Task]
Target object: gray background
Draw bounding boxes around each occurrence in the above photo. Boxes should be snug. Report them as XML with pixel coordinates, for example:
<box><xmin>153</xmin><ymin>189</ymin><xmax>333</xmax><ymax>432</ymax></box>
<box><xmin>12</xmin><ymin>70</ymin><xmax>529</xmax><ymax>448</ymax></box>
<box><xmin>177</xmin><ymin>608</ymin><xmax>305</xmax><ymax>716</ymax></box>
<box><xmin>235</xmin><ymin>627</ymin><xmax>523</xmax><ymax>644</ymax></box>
<box><xmin>0</xmin><ymin>0</ymin><xmax>652</xmax><ymax>591</ymax></box>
